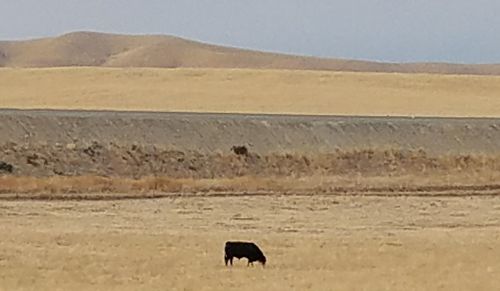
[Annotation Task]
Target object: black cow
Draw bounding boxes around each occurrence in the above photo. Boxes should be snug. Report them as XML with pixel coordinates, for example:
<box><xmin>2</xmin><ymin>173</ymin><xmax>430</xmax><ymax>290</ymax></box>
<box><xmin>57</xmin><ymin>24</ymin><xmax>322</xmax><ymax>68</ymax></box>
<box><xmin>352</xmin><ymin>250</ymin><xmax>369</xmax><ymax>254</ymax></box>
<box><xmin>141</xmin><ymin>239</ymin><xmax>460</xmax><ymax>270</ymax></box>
<box><xmin>0</xmin><ymin>161</ymin><xmax>13</xmax><ymax>174</ymax></box>
<box><xmin>224</xmin><ymin>241</ymin><xmax>266</xmax><ymax>266</ymax></box>
<box><xmin>231</xmin><ymin>145</ymin><xmax>249</xmax><ymax>156</ymax></box>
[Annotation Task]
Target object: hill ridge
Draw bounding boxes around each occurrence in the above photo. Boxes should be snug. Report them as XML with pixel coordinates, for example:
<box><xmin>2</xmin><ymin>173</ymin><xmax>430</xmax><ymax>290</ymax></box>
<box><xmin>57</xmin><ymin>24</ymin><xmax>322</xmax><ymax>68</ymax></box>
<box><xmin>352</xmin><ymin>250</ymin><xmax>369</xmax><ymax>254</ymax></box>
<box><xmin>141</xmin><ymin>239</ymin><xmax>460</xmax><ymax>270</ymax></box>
<box><xmin>1</xmin><ymin>31</ymin><xmax>500</xmax><ymax>75</ymax></box>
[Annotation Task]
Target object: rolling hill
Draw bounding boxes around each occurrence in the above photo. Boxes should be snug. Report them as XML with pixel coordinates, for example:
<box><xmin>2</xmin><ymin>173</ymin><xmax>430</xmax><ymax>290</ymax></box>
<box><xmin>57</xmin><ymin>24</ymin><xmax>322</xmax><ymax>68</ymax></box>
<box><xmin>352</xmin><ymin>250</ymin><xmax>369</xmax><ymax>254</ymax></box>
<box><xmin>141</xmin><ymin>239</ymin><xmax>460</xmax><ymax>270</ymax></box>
<box><xmin>1</xmin><ymin>31</ymin><xmax>500</xmax><ymax>75</ymax></box>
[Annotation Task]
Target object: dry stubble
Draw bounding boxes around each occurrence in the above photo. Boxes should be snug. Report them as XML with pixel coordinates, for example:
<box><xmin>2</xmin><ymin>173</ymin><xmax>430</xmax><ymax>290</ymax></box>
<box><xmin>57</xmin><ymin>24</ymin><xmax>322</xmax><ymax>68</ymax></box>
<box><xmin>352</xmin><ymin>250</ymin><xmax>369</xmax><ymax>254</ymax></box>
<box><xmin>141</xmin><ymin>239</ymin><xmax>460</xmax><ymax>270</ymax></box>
<box><xmin>1</xmin><ymin>195</ymin><xmax>500</xmax><ymax>290</ymax></box>
<box><xmin>2</xmin><ymin>68</ymin><xmax>500</xmax><ymax>117</ymax></box>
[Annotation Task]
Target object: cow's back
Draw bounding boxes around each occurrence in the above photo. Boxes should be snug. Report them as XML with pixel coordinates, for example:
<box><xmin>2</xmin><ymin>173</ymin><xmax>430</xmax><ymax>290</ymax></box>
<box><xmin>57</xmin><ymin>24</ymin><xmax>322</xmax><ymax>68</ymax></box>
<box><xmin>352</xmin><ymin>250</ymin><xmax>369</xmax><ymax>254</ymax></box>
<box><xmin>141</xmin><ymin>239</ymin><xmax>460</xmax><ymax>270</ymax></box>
<box><xmin>225</xmin><ymin>241</ymin><xmax>250</xmax><ymax>257</ymax></box>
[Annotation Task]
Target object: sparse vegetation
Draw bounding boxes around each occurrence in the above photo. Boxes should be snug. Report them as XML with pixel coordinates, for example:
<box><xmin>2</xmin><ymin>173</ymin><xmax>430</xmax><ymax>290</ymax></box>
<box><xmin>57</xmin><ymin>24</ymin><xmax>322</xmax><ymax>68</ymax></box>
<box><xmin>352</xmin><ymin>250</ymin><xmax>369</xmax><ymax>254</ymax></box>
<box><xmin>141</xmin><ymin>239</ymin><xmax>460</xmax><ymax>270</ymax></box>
<box><xmin>3</xmin><ymin>146</ymin><xmax>500</xmax><ymax>198</ymax></box>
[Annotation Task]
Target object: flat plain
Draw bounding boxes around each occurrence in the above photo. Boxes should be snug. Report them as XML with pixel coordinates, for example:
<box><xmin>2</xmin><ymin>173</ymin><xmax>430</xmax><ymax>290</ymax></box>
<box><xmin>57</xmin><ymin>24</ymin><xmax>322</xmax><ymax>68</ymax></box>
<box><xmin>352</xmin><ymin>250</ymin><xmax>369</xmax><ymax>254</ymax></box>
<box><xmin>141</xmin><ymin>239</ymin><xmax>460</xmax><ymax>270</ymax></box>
<box><xmin>1</xmin><ymin>194</ymin><xmax>500</xmax><ymax>291</ymax></box>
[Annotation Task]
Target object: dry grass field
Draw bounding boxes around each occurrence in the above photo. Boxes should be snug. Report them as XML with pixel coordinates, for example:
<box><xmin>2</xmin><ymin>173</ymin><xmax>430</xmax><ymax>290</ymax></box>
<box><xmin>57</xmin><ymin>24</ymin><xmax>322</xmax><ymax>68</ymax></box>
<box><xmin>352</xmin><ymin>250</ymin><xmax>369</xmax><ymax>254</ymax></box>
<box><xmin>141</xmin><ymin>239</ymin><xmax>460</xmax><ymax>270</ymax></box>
<box><xmin>2</xmin><ymin>67</ymin><xmax>500</xmax><ymax>116</ymax></box>
<box><xmin>2</xmin><ymin>36</ymin><xmax>500</xmax><ymax>290</ymax></box>
<box><xmin>1</xmin><ymin>194</ymin><xmax>499</xmax><ymax>290</ymax></box>
<box><xmin>4</xmin><ymin>170</ymin><xmax>500</xmax><ymax>199</ymax></box>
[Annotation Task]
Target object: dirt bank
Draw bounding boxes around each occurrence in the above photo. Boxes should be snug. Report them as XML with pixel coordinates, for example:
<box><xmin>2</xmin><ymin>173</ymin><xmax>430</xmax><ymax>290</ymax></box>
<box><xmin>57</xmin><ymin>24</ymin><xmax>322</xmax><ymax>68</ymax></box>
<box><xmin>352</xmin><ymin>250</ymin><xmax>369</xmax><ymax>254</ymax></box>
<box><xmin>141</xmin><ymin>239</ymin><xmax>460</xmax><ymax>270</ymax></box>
<box><xmin>2</xmin><ymin>109</ymin><xmax>500</xmax><ymax>156</ymax></box>
<box><xmin>2</xmin><ymin>109</ymin><xmax>500</xmax><ymax>198</ymax></box>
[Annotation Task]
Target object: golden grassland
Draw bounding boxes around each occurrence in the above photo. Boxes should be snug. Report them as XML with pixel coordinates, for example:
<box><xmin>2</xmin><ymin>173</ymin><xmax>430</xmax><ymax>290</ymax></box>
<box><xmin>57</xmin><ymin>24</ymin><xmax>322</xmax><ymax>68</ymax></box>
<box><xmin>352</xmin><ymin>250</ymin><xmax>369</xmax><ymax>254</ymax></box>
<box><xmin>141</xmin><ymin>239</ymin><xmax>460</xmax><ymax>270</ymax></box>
<box><xmin>2</xmin><ymin>66</ymin><xmax>500</xmax><ymax>290</ymax></box>
<box><xmin>2</xmin><ymin>170</ymin><xmax>500</xmax><ymax>199</ymax></box>
<box><xmin>2</xmin><ymin>67</ymin><xmax>500</xmax><ymax>116</ymax></box>
<box><xmin>1</xmin><ymin>195</ymin><xmax>499</xmax><ymax>290</ymax></box>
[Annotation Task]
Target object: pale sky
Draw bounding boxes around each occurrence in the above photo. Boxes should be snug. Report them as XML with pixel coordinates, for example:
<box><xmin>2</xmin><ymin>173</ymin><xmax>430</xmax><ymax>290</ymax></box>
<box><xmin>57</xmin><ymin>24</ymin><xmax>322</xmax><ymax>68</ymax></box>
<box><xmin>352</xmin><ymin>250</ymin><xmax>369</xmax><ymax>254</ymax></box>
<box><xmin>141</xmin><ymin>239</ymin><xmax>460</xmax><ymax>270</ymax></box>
<box><xmin>1</xmin><ymin>0</ymin><xmax>499</xmax><ymax>63</ymax></box>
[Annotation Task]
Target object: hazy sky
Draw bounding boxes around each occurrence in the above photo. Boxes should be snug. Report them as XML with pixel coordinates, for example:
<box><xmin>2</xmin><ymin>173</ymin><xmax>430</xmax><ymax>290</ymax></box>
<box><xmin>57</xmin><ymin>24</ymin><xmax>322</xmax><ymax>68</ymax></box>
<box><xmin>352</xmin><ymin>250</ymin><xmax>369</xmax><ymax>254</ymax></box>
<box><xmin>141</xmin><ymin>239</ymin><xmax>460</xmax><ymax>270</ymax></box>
<box><xmin>1</xmin><ymin>0</ymin><xmax>500</xmax><ymax>63</ymax></box>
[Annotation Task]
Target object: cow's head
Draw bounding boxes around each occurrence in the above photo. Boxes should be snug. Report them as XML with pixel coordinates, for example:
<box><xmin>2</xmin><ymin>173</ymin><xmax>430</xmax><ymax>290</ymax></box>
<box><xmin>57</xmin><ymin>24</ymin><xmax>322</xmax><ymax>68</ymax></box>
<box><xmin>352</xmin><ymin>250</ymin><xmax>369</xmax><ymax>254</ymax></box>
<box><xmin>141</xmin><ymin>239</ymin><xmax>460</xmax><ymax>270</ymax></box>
<box><xmin>259</xmin><ymin>255</ymin><xmax>267</xmax><ymax>266</ymax></box>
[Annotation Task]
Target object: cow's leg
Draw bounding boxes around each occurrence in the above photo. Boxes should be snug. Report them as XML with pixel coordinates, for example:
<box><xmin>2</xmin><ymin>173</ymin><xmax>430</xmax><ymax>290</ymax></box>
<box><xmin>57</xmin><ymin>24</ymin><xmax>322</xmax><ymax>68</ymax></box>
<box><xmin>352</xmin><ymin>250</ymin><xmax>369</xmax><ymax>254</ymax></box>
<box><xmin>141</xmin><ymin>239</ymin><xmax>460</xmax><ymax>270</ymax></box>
<box><xmin>224</xmin><ymin>255</ymin><xmax>229</xmax><ymax>266</ymax></box>
<box><xmin>229</xmin><ymin>257</ymin><xmax>233</xmax><ymax>266</ymax></box>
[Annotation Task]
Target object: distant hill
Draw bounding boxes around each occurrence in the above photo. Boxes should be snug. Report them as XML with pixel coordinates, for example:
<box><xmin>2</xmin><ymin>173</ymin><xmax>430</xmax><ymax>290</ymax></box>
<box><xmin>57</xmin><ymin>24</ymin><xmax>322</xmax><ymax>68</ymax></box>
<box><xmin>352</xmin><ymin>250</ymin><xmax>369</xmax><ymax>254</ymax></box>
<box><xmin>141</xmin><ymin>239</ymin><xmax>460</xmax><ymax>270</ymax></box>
<box><xmin>1</xmin><ymin>31</ymin><xmax>500</xmax><ymax>75</ymax></box>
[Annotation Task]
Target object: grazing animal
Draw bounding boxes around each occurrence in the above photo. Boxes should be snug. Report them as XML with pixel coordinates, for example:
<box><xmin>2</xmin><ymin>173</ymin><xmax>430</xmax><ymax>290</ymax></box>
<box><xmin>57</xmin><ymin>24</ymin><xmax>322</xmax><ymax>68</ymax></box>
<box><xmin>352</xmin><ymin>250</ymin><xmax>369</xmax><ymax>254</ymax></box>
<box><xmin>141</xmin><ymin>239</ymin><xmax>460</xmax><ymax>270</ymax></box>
<box><xmin>224</xmin><ymin>241</ymin><xmax>266</xmax><ymax>266</ymax></box>
<box><xmin>0</xmin><ymin>161</ymin><xmax>13</xmax><ymax>174</ymax></box>
<box><xmin>231</xmin><ymin>145</ymin><xmax>249</xmax><ymax>156</ymax></box>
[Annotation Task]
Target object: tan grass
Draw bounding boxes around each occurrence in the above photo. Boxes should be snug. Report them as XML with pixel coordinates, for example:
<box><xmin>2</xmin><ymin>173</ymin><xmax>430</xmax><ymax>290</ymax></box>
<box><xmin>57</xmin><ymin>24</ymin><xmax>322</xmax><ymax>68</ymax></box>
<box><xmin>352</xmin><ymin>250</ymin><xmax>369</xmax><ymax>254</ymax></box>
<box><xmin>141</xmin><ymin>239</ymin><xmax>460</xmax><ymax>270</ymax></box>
<box><xmin>1</xmin><ymin>193</ymin><xmax>499</xmax><ymax>290</ymax></box>
<box><xmin>2</xmin><ymin>68</ymin><xmax>500</xmax><ymax>116</ymax></box>
<box><xmin>2</xmin><ymin>171</ymin><xmax>500</xmax><ymax>198</ymax></box>
<box><xmin>3</xmin><ymin>148</ymin><xmax>500</xmax><ymax>197</ymax></box>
